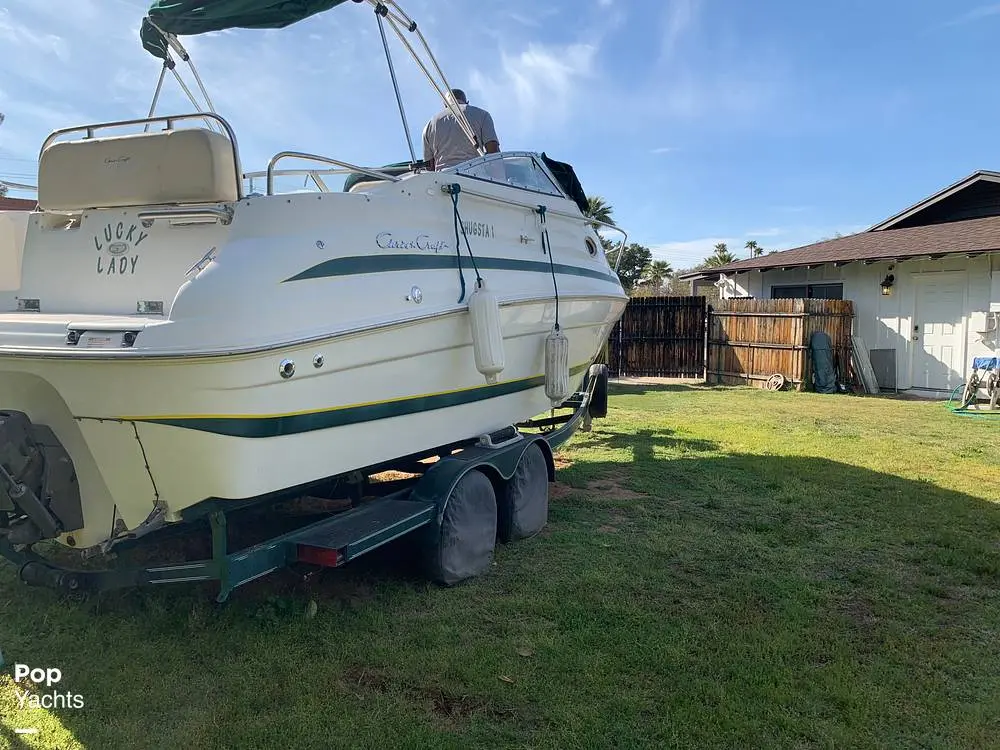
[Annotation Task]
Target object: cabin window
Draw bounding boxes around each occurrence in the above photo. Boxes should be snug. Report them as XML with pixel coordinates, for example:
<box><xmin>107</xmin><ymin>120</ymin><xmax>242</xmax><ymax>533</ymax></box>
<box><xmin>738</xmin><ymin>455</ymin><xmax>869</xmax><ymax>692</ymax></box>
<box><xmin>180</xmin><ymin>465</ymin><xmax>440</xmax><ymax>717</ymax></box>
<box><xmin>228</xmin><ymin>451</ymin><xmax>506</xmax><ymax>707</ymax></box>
<box><xmin>771</xmin><ymin>283</ymin><xmax>844</xmax><ymax>300</ymax></box>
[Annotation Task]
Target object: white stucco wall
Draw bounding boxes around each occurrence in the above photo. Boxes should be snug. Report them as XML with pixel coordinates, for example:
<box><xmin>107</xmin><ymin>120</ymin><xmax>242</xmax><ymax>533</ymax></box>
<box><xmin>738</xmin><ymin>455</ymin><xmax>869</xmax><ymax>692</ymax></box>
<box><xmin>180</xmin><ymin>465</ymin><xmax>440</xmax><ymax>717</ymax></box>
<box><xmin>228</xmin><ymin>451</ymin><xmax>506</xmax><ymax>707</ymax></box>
<box><xmin>719</xmin><ymin>252</ymin><xmax>999</xmax><ymax>395</ymax></box>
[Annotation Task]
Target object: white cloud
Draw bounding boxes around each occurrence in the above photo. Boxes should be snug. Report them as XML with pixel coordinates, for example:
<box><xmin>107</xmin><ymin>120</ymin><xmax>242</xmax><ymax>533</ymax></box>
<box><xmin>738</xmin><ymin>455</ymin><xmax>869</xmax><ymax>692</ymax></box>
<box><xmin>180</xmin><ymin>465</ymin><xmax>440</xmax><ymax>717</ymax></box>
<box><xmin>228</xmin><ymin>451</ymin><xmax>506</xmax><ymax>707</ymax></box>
<box><xmin>649</xmin><ymin>237</ymin><xmax>735</xmax><ymax>267</ymax></box>
<box><xmin>659</xmin><ymin>0</ymin><xmax>701</xmax><ymax>60</ymax></box>
<box><xmin>646</xmin><ymin>224</ymin><xmax>869</xmax><ymax>269</ymax></box>
<box><xmin>468</xmin><ymin>42</ymin><xmax>598</xmax><ymax>141</ymax></box>
<box><xmin>944</xmin><ymin>4</ymin><xmax>1000</xmax><ymax>26</ymax></box>
<box><xmin>0</xmin><ymin>9</ymin><xmax>70</xmax><ymax>63</ymax></box>
<box><xmin>650</xmin><ymin>146</ymin><xmax>678</xmax><ymax>154</ymax></box>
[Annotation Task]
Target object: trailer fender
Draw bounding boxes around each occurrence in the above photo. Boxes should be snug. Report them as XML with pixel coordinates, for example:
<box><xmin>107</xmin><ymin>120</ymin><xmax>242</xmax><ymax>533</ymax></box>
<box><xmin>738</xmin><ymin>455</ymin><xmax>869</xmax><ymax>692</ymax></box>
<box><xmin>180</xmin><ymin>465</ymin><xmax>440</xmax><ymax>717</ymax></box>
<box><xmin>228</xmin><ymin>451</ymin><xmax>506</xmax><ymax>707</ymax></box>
<box><xmin>412</xmin><ymin>435</ymin><xmax>553</xmax><ymax>531</ymax></box>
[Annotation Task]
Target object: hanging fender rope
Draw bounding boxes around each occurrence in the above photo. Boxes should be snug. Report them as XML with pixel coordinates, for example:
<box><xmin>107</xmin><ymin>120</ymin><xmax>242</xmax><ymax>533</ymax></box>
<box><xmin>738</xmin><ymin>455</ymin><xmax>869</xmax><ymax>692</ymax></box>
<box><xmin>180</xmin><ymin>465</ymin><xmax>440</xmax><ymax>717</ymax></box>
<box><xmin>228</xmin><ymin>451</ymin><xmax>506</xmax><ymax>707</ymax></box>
<box><xmin>442</xmin><ymin>183</ymin><xmax>483</xmax><ymax>303</ymax></box>
<box><xmin>536</xmin><ymin>205</ymin><xmax>560</xmax><ymax>331</ymax></box>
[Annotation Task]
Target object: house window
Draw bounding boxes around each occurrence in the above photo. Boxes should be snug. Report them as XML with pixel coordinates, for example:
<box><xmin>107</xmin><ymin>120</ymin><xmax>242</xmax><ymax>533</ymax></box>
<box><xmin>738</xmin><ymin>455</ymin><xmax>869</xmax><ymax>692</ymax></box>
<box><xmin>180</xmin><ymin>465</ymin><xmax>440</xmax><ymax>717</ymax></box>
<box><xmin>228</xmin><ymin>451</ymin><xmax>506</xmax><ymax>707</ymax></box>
<box><xmin>771</xmin><ymin>283</ymin><xmax>844</xmax><ymax>300</ymax></box>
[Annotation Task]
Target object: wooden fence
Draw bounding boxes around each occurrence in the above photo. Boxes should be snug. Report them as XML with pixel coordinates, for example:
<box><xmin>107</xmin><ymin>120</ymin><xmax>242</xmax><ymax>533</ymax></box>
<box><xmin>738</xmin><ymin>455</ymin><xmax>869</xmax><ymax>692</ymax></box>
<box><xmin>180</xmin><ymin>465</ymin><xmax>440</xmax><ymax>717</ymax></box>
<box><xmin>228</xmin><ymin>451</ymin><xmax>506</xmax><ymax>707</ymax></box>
<box><xmin>607</xmin><ymin>296</ymin><xmax>707</xmax><ymax>377</ymax></box>
<box><xmin>706</xmin><ymin>298</ymin><xmax>855</xmax><ymax>390</ymax></box>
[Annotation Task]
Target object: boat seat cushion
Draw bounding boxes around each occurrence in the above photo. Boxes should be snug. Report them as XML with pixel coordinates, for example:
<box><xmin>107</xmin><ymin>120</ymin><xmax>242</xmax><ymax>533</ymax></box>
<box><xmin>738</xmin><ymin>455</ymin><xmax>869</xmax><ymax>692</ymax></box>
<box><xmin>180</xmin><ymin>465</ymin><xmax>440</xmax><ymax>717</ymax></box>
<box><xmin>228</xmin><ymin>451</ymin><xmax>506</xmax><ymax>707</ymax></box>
<box><xmin>38</xmin><ymin>127</ymin><xmax>238</xmax><ymax>211</ymax></box>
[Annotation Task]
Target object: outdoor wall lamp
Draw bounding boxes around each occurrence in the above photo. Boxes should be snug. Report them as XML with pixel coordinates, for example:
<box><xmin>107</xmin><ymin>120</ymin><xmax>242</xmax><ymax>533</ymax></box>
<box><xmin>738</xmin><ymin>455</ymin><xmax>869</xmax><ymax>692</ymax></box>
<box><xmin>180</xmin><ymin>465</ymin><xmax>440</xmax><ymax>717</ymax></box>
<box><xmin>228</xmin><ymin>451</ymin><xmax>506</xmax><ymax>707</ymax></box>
<box><xmin>880</xmin><ymin>273</ymin><xmax>895</xmax><ymax>296</ymax></box>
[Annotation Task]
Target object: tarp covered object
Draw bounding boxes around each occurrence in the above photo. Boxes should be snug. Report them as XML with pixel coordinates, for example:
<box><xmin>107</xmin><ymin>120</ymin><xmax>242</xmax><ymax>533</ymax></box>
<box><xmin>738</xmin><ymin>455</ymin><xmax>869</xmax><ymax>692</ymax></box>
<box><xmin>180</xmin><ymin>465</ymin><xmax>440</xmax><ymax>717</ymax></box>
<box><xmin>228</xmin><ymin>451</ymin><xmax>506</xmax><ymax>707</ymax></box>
<box><xmin>428</xmin><ymin>470</ymin><xmax>497</xmax><ymax>586</ymax></box>
<box><xmin>499</xmin><ymin>442</ymin><xmax>549</xmax><ymax>542</ymax></box>
<box><xmin>809</xmin><ymin>329</ymin><xmax>837</xmax><ymax>394</ymax></box>
<box><xmin>141</xmin><ymin>0</ymin><xmax>352</xmax><ymax>59</ymax></box>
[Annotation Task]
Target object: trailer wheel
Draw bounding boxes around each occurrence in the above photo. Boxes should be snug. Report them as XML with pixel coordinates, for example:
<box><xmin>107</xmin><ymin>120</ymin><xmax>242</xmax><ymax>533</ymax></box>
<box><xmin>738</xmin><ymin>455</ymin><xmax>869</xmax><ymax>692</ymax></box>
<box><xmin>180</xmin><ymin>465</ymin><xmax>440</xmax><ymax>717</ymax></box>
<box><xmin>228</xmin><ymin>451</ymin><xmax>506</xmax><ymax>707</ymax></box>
<box><xmin>588</xmin><ymin>363</ymin><xmax>609</xmax><ymax>418</ymax></box>
<box><xmin>427</xmin><ymin>469</ymin><xmax>497</xmax><ymax>586</ymax></box>
<box><xmin>498</xmin><ymin>442</ymin><xmax>549</xmax><ymax>544</ymax></box>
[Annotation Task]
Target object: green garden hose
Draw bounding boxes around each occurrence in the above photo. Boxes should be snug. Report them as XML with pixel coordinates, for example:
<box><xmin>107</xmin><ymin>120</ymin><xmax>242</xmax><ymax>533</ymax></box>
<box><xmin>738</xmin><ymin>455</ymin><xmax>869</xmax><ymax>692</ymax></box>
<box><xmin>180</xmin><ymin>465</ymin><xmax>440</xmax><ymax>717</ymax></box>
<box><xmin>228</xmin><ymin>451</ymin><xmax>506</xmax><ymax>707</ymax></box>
<box><xmin>946</xmin><ymin>382</ymin><xmax>1000</xmax><ymax>418</ymax></box>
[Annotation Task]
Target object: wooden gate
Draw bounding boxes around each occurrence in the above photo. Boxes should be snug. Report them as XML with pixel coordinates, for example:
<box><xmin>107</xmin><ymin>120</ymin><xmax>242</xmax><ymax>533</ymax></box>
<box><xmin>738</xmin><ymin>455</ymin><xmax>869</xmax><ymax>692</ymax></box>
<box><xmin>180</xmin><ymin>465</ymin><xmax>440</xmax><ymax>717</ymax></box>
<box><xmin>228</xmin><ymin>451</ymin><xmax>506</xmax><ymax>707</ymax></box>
<box><xmin>607</xmin><ymin>296</ymin><xmax>707</xmax><ymax>377</ymax></box>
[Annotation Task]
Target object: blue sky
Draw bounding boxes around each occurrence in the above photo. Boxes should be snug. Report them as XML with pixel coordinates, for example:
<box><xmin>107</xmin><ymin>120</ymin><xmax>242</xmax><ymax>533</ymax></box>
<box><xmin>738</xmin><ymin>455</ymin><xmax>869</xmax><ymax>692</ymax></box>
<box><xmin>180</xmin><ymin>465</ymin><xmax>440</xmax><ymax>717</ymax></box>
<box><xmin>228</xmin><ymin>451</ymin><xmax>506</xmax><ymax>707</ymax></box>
<box><xmin>2</xmin><ymin>0</ymin><xmax>1000</xmax><ymax>269</ymax></box>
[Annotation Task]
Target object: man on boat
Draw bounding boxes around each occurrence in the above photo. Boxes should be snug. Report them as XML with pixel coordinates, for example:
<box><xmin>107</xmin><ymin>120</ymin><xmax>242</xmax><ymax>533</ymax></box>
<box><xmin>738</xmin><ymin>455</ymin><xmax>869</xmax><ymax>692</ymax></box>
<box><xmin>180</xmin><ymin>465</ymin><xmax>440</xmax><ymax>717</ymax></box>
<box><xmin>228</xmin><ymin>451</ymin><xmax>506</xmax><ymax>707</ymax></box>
<box><xmin>422</xmin><ymin>88</ymin><xmax>500</xmax><ymax>171</ymax></box>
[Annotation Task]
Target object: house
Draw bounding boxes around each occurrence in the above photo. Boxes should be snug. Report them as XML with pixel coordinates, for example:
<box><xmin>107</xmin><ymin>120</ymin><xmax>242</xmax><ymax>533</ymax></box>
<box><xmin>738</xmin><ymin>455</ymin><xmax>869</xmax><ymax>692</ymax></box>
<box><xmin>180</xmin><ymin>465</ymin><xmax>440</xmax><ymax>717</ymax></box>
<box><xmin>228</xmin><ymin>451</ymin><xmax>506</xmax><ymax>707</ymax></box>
<box><xmin>679</xmin><ymin>170</ymin><xmax>1000</xmax><ymax>397</ymax></box>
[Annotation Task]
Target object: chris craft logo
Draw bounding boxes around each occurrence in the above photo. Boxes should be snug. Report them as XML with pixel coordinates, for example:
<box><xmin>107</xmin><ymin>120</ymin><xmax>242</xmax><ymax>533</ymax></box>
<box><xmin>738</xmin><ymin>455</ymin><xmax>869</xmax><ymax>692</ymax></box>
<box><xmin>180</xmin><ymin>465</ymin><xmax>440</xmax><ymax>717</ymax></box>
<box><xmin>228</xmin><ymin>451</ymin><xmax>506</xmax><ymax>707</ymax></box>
<box><xmin>93</xmin><ymin>220</ymin><xmax>147</xmax><ymax>276</ymax></box>
<box><xmin>8</xmin><ymin>662</ymin><xmax>85</xmax><ymax>710</ymax></box>
<box><xmin>375</xmin><ymin>232</ymin><xmax>448</xmax><ymax>252</ymax></box>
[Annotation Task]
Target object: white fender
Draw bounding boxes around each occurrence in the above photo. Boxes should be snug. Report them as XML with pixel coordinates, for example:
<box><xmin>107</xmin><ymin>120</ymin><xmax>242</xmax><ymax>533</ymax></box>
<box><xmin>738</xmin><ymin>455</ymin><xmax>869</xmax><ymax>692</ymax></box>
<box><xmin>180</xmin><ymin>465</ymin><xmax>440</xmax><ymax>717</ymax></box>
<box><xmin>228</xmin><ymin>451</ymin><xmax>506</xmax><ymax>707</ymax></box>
<box><xmin>544</xmin><ymin>327</ymin><xmax>570</xmax><ymax>405</ymax></box>
<box><xmin>467</xmin><ymin>278</ymin><xmax>505</xmax><ymax>384</ymax></box>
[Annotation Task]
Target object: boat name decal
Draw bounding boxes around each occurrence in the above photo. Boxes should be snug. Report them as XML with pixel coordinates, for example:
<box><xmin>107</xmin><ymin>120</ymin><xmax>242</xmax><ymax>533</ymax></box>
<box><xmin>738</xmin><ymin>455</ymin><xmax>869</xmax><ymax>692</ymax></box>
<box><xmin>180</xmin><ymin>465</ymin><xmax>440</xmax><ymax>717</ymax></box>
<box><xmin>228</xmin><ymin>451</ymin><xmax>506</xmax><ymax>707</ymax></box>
<box><xmin>375</xmin><ymin>232</ymin><xmax>448</xmax><ymax>252</ymax></box>
<box><xmin>462</xmin><ymin>220</ymin><xmax>495</xmax><ymax>239</ymax></box>
<box><xmin>93</xmin><ymin>221</ymin><xmax>147</xmax><ymax>276</ymax></box>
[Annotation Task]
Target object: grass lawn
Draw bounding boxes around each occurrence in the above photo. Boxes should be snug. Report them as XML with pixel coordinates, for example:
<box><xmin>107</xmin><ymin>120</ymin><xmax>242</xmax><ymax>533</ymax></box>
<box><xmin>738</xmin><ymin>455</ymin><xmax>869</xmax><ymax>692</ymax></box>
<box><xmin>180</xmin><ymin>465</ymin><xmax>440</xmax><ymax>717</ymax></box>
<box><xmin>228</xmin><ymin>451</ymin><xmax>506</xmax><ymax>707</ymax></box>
<box><xmin>2</xmin><ymin>384</ymin><xmax>1000</xmax><ymax>749</ymax></box>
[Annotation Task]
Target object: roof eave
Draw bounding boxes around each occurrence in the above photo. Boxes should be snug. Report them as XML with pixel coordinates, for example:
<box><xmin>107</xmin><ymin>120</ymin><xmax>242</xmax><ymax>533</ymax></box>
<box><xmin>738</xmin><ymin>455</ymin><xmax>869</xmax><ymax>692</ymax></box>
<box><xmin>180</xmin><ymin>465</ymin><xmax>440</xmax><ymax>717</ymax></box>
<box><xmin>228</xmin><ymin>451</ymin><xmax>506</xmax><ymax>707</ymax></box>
<box><xmin>867</xmin><ymin>170</ymin><xmax>1000</xmax><ymax>232</ymax></box>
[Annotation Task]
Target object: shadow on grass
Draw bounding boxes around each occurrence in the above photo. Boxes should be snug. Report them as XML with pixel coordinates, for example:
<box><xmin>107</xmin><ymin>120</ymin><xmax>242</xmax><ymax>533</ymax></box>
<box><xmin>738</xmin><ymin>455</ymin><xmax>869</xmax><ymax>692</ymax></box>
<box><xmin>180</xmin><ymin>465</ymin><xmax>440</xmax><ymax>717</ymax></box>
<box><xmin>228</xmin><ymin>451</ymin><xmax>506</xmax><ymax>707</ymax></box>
<box><xmin>3</xmin><ymin>443</ymin><xmax>1000</xmax><ymax>748</ymax></box>
<box><xmin>608</xmin><ymin>382</ymin><xmax>716</xmax><ymax>397</ymax></box>
<box><xmin>581</xmin><ymin>426</ymin><xmax>720</xmax><ymax>458</ymax></box>
<box><xmin>0</xmin><ymin>725</ymin><xmax>34</xmax><ymax>750</ymax></box>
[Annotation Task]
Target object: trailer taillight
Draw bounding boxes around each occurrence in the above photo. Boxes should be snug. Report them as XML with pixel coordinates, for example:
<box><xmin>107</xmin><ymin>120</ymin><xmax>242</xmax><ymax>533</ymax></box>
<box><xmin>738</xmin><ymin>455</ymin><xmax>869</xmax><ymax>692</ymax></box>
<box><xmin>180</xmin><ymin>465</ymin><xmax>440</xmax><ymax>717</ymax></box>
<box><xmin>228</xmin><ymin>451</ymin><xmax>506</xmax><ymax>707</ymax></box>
<box><xmin>296</xmin><ymin>545</ymin><xmax>343</xmax><ymax>568</ymax></box>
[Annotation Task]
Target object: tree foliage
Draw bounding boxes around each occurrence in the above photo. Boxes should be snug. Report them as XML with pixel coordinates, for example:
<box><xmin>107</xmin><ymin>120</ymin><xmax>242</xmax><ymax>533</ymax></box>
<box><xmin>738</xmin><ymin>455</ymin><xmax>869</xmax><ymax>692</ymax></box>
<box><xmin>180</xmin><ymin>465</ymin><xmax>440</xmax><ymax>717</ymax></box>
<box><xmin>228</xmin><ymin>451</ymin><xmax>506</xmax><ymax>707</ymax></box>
<box><xmin>607</xmin><ymin>243</ymin><xmax>654</xmax><ymax>292</ymax></box>
<box><xmin>703</xmin><ymin>242</ymin><xmax>738</xmax><ymax>268</ymax></box>
<box><xmin>581</xmin><ymin>194</ymin><xmax>676</xmax><ymax>294</ymax></box>
<box><xmin>584</xmin><ymin>195</ymin><xmax>615</xmax><ymax>230</ymax></box>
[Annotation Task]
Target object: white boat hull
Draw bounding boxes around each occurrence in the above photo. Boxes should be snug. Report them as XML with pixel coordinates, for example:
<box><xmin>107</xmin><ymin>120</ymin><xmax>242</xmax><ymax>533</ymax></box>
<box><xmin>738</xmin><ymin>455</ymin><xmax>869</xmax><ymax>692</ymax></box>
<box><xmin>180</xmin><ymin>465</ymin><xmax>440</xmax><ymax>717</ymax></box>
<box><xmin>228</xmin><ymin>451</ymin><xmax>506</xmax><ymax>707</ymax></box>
<box><xmin>1</xmin><ymin>296</ymin><xmax>621</xmax><ymax>548</ymax></box>
<box><xmin>0</xmin><ymin>168</ymin><xmax>627</xmax><ymax>550</ymax></box>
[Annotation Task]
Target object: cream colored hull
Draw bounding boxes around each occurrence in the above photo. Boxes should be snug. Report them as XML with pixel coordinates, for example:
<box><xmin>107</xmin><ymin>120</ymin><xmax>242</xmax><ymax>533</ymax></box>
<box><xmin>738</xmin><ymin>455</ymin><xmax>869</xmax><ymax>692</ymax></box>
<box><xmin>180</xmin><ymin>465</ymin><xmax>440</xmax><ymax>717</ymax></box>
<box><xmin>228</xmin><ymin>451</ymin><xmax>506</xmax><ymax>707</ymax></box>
<box><xmin>0</xmin><ymin>295</ymin><xmax>623</xmax><ymax>548</ymax></box>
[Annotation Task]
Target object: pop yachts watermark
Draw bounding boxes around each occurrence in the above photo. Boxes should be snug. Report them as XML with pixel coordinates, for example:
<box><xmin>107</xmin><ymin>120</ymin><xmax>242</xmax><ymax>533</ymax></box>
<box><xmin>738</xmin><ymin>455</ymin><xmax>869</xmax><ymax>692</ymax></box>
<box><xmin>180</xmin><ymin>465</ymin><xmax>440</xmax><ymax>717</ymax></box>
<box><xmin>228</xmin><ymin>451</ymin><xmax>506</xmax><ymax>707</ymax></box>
<box><xmin>10</xmin><ymin>663</ymin><xmax>85</xmax><ymax>710</ymax></box>
<box><xmin>375</xmin><ymin>232</ymin><xmax>448</xmax><ymax>252</ymax></box>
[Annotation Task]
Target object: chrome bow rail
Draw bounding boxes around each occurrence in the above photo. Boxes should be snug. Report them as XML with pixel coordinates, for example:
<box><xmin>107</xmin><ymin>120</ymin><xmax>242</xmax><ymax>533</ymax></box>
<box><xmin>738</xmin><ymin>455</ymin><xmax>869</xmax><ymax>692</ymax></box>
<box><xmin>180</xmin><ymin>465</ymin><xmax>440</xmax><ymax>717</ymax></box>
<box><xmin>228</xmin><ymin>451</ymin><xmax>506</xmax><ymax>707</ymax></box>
<box><xmin>262</xmin><ymin>152</ymin><xmax>402</xmax><ymax>196</ymax></box>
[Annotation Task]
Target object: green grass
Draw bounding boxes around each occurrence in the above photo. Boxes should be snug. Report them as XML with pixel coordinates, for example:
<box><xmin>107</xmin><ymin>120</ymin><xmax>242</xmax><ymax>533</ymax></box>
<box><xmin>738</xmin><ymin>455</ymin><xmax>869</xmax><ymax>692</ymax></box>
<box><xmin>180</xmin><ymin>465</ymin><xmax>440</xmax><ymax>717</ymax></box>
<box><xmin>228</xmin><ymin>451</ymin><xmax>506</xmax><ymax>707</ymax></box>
<box><xmin>2</xmin><ymin>384</ymin><xmax>1000</xmax><ymax>749</ymax></box>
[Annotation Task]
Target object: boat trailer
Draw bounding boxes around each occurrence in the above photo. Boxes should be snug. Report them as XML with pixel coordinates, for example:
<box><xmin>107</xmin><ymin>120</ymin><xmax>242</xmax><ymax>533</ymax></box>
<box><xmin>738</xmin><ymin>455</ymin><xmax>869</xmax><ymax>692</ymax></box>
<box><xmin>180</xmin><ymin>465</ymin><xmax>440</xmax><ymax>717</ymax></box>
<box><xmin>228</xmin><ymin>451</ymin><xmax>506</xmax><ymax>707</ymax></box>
<box><xmin>0</xmin><ymin>364</ymin><xmax>610</xmax><ymax>602</ymax></box>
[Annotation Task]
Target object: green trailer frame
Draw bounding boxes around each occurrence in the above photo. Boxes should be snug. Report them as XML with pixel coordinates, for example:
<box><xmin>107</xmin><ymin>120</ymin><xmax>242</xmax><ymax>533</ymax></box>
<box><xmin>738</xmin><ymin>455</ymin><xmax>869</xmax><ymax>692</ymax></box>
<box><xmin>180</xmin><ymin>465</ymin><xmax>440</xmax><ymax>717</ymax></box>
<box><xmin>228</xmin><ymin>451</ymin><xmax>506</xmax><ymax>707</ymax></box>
<box><xmin>0</xmin><ymin>364</ymin><xmax>609</xmax><ymax>601</ymax></box>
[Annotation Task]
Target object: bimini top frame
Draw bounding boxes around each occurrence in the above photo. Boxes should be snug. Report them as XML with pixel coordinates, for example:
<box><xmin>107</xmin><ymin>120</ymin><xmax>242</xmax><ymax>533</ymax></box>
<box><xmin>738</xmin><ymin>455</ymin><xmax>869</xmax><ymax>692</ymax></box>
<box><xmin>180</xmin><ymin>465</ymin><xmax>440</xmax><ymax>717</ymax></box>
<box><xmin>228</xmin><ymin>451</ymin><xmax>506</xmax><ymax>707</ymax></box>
<box><xmin>139</xmin><ymin>0</ymin><xmax>484</xmax><ymax>167</ymax></box>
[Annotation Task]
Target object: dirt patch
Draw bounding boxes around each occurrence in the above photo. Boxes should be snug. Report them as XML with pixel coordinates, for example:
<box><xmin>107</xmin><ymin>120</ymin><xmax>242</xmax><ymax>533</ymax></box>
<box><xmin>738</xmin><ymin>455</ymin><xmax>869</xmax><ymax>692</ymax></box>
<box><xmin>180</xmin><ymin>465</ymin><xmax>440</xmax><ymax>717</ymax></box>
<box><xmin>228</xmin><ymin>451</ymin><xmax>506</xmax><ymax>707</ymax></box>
<box><xmin>585</xmin><ymin>474</ymin><xmax>648</xmax><ymax>500</ymax></box>
<box><xmin>553</xmin><ymin>455</ymin><xmax>573</xmax><ymax>470</ymax></box>
<box><xmin>340</xmin><ymin>666</ymin><xmax>521</xmax><ymax>726</ymax></box>
<box><xmin>836</xmin><ymin>595</ymin><xmax>880</xmax><ymax>639</ymax></box>
<box><xmin>597</xmin><ymin>510</ymin><xmax>630</xmax><ymax>534</ymax></box>
<box><xmin>550</xmin><ymin>481</ymin><xmax>574</xmax><ymax>500</ymax></box>
<box><xmin>369</xmin><ymin>470</ymin><xmax>420</xmax><ymax>483</ymax></box>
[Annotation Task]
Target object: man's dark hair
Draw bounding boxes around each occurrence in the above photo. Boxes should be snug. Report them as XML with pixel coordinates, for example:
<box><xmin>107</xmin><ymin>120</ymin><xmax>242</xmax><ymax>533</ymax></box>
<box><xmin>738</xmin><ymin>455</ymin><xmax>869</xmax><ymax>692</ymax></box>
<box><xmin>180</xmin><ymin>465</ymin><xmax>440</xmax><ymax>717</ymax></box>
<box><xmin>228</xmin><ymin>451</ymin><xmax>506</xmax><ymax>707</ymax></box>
<box><xmin>450</xmin><ymin>88</ymin><xmax>468</xmax><ymax>104</ymax></box>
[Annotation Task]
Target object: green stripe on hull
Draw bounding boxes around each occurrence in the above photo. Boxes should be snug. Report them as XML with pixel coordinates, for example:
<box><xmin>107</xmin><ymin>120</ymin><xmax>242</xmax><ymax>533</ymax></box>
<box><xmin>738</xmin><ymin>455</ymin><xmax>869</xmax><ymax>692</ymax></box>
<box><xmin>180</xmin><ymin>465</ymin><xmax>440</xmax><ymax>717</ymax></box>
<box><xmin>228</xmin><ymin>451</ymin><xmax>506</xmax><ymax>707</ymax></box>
<box><xmin>133</xmin><ymin>363</ymin><xmax>591</xmax><ymax>438</ymax></box>
<box><xmin>283</xmin><ymin>253</ymin><xmax>620</xmax><ymax>285</ymax></box>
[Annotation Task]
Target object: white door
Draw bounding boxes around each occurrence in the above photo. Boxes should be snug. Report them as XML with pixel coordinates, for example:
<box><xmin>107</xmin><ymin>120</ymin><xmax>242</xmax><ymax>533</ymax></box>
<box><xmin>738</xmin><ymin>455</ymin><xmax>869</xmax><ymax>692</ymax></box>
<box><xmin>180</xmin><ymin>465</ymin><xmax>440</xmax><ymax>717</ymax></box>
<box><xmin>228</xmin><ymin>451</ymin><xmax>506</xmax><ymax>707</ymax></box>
<box><xmin>912</xmin><ymin>273</ymin><xmax>967</xmax><ymax>391</ymax></box>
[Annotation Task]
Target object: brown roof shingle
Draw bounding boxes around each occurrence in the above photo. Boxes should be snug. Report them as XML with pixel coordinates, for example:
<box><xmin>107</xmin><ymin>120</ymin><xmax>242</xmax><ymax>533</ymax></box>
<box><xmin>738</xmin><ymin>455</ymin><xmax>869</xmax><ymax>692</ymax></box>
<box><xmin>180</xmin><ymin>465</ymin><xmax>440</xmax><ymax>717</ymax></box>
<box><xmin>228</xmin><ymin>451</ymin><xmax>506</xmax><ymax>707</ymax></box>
<box><xmin>0</xmin><ymin>197</ymin><xmax>36</xmax><ymax>211</ymax></box>
<box><xmin>678</xmin><ymin>215</ymin><xmax>1000</xmax><ymax>279</ymax></box>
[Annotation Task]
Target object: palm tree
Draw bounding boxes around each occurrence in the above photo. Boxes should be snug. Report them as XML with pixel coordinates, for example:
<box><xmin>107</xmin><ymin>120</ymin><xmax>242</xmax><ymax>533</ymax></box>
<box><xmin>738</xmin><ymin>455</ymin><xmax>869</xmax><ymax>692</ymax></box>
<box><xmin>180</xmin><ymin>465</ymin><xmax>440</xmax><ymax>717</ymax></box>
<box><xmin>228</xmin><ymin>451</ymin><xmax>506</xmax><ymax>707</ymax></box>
<box><xmin>745</xmin><ymin>239</ymin><xmax>764</xmax><ymax>258</ymax></box>
<box><xmin>703</xmin><ymin>242</ymin><xmax>738</xmax><ymax>268</ymax></box>
<box><xmin>584</xmin><ymin>195</ymin><xmax>615</xmax><ymax>230</ymax></box>
<box><xmin>643</xmin><ymin>259</ymin><xmax>673</xmax><ymax>291</ymax></box>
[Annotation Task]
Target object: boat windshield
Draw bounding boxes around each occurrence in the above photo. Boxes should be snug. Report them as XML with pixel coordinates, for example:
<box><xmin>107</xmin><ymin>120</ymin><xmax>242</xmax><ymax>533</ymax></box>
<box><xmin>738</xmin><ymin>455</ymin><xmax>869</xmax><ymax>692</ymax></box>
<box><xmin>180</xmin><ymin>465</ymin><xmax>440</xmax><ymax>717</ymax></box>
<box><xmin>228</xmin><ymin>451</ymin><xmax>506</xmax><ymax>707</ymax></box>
<box><xmin>450</xmin><ymin>153</ymin><xmax>567</xmax><ymax>200</ymax></box>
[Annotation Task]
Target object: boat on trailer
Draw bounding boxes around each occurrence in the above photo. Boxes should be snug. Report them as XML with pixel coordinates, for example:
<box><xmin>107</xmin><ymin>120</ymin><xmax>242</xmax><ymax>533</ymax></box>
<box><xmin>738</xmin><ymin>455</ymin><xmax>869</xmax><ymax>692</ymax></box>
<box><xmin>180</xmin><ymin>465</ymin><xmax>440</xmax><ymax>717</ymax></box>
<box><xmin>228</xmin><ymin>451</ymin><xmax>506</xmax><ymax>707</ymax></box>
<box><xmin>0</xmin><ymin>0</ymin><xmax>627</xmax><ymax>596</ymax></box>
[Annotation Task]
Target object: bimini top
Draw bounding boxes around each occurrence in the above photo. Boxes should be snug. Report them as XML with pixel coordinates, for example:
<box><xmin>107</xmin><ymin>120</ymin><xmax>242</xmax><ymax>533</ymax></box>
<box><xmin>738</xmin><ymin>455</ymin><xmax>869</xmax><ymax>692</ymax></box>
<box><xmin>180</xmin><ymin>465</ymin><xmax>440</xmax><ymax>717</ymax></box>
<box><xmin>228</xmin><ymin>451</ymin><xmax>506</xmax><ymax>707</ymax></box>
<box><xmin>141</xmin><ymin>0</ymin><xmax>352</xmax><ymax>59</ymax></box>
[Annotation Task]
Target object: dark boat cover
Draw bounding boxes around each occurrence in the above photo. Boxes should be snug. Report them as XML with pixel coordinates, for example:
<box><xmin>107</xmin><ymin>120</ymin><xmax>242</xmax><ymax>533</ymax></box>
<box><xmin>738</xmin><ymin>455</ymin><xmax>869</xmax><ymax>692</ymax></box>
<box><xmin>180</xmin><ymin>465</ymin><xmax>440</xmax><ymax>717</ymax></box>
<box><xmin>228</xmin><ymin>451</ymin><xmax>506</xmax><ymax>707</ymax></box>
<box><xmin>809</xmin><ymin>329</ymin><xmax>837</xmax><ymax>394</ymax></box>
